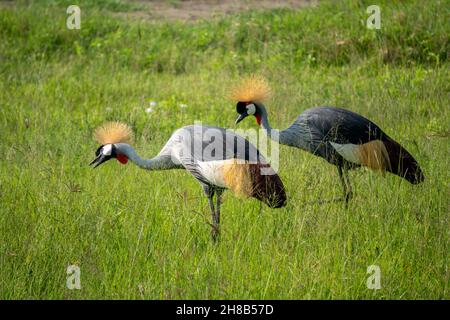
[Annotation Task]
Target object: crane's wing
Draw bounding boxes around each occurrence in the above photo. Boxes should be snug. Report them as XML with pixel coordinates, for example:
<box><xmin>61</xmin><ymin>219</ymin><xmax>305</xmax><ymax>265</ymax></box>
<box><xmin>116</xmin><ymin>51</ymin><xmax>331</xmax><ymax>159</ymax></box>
<box><xmin>300</xmin><ymin>107</ymin><xmax>387</xmax><ymax>145</ymax></box>
<box><xmin>281</xmin><ymin>107</ymin><xmax>387</xmax><ymax>166</ymax></box>
<box><xmin>163</xmin><ymin>124</ymin><xmax>266</xmax><ymax>178</ymax></box>
<box><xmin>292</xmin><ymin>107</ymin><xmax>423</xmax><ymax>183</ymax></box>
<box><xmin>164</xmin><ymin>125</ymin><xmax>286</xmax><ymax>208</ymax></box>
<box><xmin>161</xmin><ymin>125</ymin><xmax>260</xmax><ymax>158</ymax></box>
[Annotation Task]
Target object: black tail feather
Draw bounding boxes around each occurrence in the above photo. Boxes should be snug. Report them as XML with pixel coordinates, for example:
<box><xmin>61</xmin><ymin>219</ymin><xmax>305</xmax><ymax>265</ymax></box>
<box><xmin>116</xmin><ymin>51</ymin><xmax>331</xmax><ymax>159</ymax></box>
<box><xmin>383</xmin><ymin>140</ymin><xmax>424</xmax><ymax>184</ymax></box>
<box><xmin>249</xmin><ymin>164</ymin><xmax>287</xmax><ymax>208</ymax></box>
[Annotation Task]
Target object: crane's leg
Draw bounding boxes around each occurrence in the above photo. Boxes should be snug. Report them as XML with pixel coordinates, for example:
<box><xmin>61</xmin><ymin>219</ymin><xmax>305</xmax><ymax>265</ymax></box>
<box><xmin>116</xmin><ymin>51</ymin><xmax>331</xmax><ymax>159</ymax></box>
<box><xmin>337</xmin><ymin>166</ymin><xmax>347</xmax><ymax>200</ymax></box>
<box><xmin>212</xmin><ymin>189</ymin><xmax>224</xmax><ymax>241</ymax></box>
<box><xmin>203</xmin><ymin>185</ymin><xmax>219</xmax><ymax>241</ymax></box>
<box><xmin>215</xmin><ymin>189</ymin><xmax>223</xmax><ymax>226</ymax></box>
<box><xmin>337</xmin><ymin>166</ymin><xmax>353</xmax><ymax>204</ymax></box>
<box><xmin>343</xmin><ymin>167</ymin><xmax>353</xmax><ymax>203</ymax></box>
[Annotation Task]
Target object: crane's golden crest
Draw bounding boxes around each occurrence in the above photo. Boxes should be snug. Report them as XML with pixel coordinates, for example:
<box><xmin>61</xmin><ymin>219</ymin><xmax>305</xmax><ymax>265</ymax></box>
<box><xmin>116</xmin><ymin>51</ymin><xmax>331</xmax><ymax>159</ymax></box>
<box><xmin>93</xmin><ymin>121</ymin><xmax>134</xmax><ymax>145</ymax></box>
<box><xmin>229</xmin><ymin>75</ymin><xmax>272</xmax><ymax>102</ymax></box>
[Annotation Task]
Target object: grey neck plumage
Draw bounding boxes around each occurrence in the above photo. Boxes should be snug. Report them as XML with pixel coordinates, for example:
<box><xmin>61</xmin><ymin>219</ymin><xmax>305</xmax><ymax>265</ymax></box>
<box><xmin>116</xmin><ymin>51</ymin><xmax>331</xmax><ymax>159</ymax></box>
<box><xmin>258</xmin><ymin>104</ymin><xmax>310</xmax><ymax>152</ymax></box>
<box><xmin>114</xmin><ymin>143</ymin><xmax>176</xmax><ymax>170</ymax></box>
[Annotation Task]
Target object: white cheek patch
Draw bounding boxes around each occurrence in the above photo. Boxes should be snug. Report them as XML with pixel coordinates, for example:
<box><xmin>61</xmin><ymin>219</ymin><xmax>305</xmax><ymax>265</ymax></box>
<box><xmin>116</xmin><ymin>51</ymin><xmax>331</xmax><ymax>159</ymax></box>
<box><xmin>102</xmin><ymin>144</ymin><xmax>113</xmax><ymax>156</ymax></box>
<box><xmin>246</xmin><ymin>103</ymin><xmax>256</xmax><ymax>115</ymax></box>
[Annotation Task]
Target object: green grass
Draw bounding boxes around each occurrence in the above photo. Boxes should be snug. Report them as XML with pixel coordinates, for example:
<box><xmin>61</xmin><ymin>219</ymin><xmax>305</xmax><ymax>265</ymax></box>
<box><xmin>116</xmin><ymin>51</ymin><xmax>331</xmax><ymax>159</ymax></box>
<box><xmin>0</xmin><ymin>0</ymin><xmax>448</xmax><ymax>299</ymax></box>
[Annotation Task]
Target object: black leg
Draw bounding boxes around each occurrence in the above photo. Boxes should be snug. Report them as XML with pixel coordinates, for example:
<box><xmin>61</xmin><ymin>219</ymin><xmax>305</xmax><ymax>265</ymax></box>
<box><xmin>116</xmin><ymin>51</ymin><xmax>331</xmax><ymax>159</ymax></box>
<box><xmin>337</xmin><ymin>166</ymin><xmax>347</xmax><ymax>199</ymax></box>
<box><xmin>342</xmin><ymin>167</ymin><xmax>353</xmax><ymax>203</ymax></box>
<box><xmin>337</xmin><ymin>166</ymin><xmax>353</xmax><ymax>204</ymax></box>
<box><xmin>203</xmin><ymin>185</ymin><xmax>219</xmax><ymax>241</ymax></box>
<box><xmin>307</xmin><ymin>166</ymin><xmax>353</xmax><ymax>207</ymax></box>
<box><xmin>215</xmin><ymin>189</ymin><xmax>223</xmax><ymax>226</ymax></box>
<box><xmin>212</xmin><ymin>189</ymin><xmax>224</xmax><ymax>242</ymax></box>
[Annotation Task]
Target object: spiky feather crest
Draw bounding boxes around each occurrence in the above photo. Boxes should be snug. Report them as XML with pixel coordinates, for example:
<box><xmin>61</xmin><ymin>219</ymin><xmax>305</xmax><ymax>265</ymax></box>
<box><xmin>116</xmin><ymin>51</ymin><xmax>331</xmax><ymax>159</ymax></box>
<box><xmin>93</xmin><ymin>121</ymin><xmax>133</xmax><ymax>145</ymax></box>
<box><xmin>229</xmin><ymin>75</ymin><xmax>272</xmax><ymax>102</ymax></box>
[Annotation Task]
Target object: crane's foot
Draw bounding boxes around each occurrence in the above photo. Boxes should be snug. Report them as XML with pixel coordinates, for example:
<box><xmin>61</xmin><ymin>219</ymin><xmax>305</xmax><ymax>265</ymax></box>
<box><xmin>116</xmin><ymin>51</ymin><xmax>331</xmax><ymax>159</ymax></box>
<box><xmin>344</xmin><ymin>191</ymin><xmax>353</xmax><ymax>205</ymax></box>
<box><xmin>211</xmin><ymin>224</ymin><xmax>220</xmax><ymax>242</ymax></box>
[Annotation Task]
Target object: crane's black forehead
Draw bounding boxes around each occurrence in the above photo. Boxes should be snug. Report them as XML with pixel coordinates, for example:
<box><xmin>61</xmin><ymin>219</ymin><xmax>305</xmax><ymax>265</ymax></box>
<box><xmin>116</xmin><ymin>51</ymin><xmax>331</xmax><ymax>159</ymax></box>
<box><xmin>95</xmin><ymin>145</ymin><xmax>104</xmax><ymax>156</ymax></box>
<box><xmin>236</xmin><ymin>101</ymin><xmax>247</xmax><ymax>114</ymax></box>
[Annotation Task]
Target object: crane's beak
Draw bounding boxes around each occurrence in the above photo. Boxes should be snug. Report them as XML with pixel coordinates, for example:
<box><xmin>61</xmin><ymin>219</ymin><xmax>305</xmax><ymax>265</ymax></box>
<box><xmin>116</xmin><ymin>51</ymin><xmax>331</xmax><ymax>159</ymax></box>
<box><xmin>89</xmin><ymin>154</ymin><xmax>108</xmax><ymax>168</ymax></box>
<box><xmin>235</xmin><ymin>112</ymin><xmax>248</xmax><ymax>125</ymax></box>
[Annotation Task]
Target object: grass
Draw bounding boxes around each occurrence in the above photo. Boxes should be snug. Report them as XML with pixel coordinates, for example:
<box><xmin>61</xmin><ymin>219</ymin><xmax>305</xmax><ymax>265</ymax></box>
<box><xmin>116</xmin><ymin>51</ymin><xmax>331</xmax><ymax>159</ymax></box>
<box><xmin>0</xmin><ymin>0</ymin><xmax>448</xmax><ymax>299</ymax></box>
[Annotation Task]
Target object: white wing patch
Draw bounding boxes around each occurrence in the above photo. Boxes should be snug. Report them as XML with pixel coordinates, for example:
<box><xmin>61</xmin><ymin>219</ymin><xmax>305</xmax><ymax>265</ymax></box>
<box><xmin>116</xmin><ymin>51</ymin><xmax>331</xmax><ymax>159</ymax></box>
<box><xmin>196</xmin><ymin>160</ymin><xmax>232</xmax><ymax>188</ymax></box>
<box><xmin>329</xmin><ymin>142</ymin><xmax>361</xmax><ymax>164</ymax></box>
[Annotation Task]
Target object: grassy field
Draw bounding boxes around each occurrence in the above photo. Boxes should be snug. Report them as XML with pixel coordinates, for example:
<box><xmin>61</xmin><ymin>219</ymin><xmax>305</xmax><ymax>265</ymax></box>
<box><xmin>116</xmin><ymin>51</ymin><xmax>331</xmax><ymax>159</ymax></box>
<box><xmin>0</xmin><ymin>0</ymin><xmax>448</xmax><ymax>299</ymax></box>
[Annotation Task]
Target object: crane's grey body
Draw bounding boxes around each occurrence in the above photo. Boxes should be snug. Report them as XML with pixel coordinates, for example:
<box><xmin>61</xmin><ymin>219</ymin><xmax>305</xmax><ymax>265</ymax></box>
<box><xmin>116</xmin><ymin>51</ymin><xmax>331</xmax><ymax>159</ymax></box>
<box><xmin>262</xmin><ymin>106</ymin><xmax>388</xmax><ymax>168</ymax></box>
<box><xmin>132</xmin><ymin>125</ymin><xmax>266</xmax><ymax>185</ymax></box>
<box><xmin>117</xmin><ymin>125</ymin><xmax>265</xmax><ymax>176</ymax></box>
<box><xmin>236</xmin><ymin>103</ymin><xmax>423</xmax><ymax>202</ymax></box>
<box><xmin>258</xmin><ymin>105</ymin><xmax>386</xmax><ymax>201</ymax></box>
<box><xmin>108</xmin><ymin>124</ymin><xmax>285</xmax><ymax>240</ymax></box>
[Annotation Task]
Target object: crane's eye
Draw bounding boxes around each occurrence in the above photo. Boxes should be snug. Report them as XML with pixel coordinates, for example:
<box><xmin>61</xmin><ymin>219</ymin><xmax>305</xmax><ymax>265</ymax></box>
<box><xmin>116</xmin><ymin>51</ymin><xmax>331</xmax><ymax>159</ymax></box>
<box><xmin>246</xmin><ymin>103</ymin><xmax>256</xmax><ymax>115</ymax></box>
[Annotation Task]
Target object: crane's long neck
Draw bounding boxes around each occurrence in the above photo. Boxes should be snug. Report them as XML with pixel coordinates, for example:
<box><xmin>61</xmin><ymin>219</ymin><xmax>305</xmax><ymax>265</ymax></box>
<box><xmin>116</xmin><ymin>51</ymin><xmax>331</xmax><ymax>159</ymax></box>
<box><xmin>115</xmin><ymin>143</ymin><xmax>176</xmax><ymax>170</ymax></box>
<box><xmin>258</xmin><ymin>104</ymin><xmax>310</xmax><ymax>151</ymax></box>
<box><xmin>258</xmin><ymin>106</ymin><xmax>279</xmax><ymax>140</ymax></box>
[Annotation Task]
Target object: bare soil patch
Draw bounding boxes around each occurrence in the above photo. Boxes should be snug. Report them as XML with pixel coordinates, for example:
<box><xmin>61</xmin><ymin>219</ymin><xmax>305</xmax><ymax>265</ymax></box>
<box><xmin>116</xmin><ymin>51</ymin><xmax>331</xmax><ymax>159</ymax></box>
<box><xmin>120</xmin><ymin>0</ymin><xmax>317</xmax><ymax>22</ymax></box>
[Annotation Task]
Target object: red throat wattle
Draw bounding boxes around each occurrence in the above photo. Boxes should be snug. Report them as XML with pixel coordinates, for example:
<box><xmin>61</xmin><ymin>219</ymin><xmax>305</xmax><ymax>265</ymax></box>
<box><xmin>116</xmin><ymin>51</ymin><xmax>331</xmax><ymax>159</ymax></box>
<box><xmin>117</xmin><ymin>154</ymin><xmax>128</xmax><ymax>164</ymax></box>
<box><xmin>255</xmin><ymin>114</ymin><xmax>262</xmax><ymax>125</ymax></box>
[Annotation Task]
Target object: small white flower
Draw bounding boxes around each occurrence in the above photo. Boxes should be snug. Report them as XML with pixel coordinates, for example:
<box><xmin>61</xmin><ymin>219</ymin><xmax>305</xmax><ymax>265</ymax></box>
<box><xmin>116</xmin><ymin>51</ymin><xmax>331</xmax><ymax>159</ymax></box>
<box><xmin>145</xmin><ymin>107</ymin><xmax>153</xmax><ymax>113</ymax></box>
<box><xmin>179</xmin><ymin>103</ymin><xmax>188</xmax><ymax>108</ymax></box>
<box><xmin>149</xmin><ymin>101</ymin><xmax>157</xmax><ymax>107</ymax></box>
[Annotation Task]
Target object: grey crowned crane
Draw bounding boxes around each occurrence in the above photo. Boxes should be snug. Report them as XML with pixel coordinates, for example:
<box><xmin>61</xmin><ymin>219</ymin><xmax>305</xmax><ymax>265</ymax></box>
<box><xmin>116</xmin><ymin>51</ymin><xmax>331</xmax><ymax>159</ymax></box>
<box><xmin>232</xmin><ymin>76</ymin><xmax>424</xmax><ymax>202</ymax></box>
<box><xmin>90</xmin><ymin>121</ymin><xmax>286</xmax><ymax>241</ymax></box>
